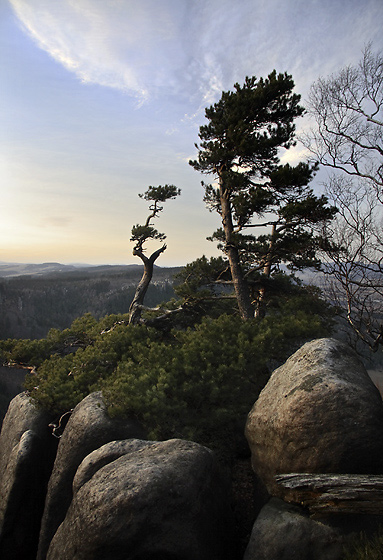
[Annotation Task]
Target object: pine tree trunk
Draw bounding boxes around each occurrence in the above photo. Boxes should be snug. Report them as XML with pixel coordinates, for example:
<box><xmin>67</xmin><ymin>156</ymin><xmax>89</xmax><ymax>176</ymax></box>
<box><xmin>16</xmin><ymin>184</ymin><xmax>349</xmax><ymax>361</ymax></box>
<box><xmin>254</xmin><ymin>224</ymin><xmax>277</xmax><ymax>319</ymax></box>
<box><xmin>227</xmin><ymin>244</ymin><xmax>254</xmax><ymax>320</ymax></box>
<box><xmin>129</xmin><ymin>246</ymin><xmax>166</xmax><ymax>325</ymax></box>
<box><xmin>219</xmin><ymin>180</ymin><xmax>254</xmax><ymax>320</ymax></box>
<box><xmin>128</xmin><ymin>261</ymin><xmax>152</xmax><ymax>325</ymax></box>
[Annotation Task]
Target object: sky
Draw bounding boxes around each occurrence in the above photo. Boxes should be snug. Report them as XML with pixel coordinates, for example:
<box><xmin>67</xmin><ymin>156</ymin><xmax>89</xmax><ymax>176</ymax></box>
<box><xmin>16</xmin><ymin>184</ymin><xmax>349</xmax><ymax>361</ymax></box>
<box><xmin>1</xmin><ymin>0</ymin><xmax>383</xmax><ymax>266</ymax></box>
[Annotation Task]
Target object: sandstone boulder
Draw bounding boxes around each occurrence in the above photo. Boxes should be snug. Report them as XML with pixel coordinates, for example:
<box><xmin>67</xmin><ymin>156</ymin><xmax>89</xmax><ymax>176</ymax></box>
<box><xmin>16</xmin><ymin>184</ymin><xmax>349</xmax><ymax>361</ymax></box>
<box><xmin>47</xmin><ymin>438</ymin><xmax>238</xmax><ymax>560</ymax></box>
<box><xmin>0</xmin><ymin>392</ymin><xmax>55</xmax><ymax>482</ymax></box>
<box><xmin>0</xmin><ymin>393</ymin><xmax>56</xmax><ymax>560</ymax></box>
<box><xmin>244</xmin><ymin>498</ymin><xmax>343</xmax><ymax>560</ymax></box>
<box><xmin>245</xmin><ymin>338</ymin><xmax>383</xmax><ymax>496</ymax></box>
<box><xmin>37</xmin><ymin>391</ymin><xmax>146</xmax><ymax>560</ymax></box>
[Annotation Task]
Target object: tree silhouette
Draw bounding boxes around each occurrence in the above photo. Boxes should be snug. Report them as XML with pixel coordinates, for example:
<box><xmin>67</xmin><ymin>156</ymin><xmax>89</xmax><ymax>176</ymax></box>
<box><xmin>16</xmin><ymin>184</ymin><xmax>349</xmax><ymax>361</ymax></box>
<box><xmin>190</xmin><ymin>72</ymin><xmax>336</xmax><ymax>319</ymax></box>
<box><xmin>129</xmin><ymin>185</ymin><xmax>180</xmax><ymax>325</ymax></box>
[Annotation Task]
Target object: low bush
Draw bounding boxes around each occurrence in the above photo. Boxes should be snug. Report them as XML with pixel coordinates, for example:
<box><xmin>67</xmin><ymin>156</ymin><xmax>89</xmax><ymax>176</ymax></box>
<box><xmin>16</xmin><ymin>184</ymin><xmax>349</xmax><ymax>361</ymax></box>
<box><xmin>18</xmin><ymin>309</ymin><xmax>331</xmax><ymax>459</ymax></box>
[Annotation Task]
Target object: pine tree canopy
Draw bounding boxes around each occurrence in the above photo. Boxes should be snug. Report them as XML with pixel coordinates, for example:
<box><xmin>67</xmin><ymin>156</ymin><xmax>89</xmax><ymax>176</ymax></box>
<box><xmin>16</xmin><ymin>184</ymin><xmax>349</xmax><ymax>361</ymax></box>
<box><xmin>189</xmin><ymin>71</ymin><xmax>337</xmax><ymax>319</ymax></box>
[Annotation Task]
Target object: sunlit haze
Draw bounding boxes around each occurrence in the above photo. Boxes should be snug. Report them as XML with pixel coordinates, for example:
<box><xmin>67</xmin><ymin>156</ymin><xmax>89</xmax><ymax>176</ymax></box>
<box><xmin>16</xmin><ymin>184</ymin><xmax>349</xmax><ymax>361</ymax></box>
<box><xmin>1</xmin><ymin>0</ymin><xmax>383</xmax><ymax>266</ymax></box>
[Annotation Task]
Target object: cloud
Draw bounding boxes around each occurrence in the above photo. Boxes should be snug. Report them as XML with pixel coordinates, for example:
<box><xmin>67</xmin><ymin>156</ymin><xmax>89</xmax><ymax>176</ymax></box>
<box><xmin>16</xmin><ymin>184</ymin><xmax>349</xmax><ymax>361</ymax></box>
<box><xmin>10</xmin><ymin>0</ymin><xmax>148</xmax><ymax>100</ymax></box>
<box><xmin>9</xmin><ymin>0</ymin><xmax>189</xmax><ymax>102</ymax></box>
<box><xmin>9</xmin><ymin>0</ymin><xmax>383</xmax><ymax>108</ymax></box>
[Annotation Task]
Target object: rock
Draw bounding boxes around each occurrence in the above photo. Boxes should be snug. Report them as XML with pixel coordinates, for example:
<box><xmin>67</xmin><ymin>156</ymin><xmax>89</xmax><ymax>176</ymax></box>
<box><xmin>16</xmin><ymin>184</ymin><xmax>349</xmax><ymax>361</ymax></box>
<box><xmin>243</xmin><ymin>498</ymin><xmax>344</xmax><ymax>560</ymax></box>
<box><xmin>47</xmin><ymin>438</ymin><xmax>239</xmax><ymax>560</ymax></box>
<box><xmin>37</xmin><ymin>391</ymin><xmax>146</xmax><ymax>560</ymax></box>
<box><xmin>245</xmin><ymin>338</ymin><xmax>383</xmax><ymax>496</ymax></box>
<box><xmin>0</xmin><ymin>393</ymin><xmax>56</xmax><ymax>560</ymax></box>
<box><xmin>72</xmin><ymin>439</ymin><xmax>149</xmax><ymax>493</ymax></box>
<box><xmin>0</xmin><ymin>392</ymin><xmax>55</xmax><ymax>483</ymax></box>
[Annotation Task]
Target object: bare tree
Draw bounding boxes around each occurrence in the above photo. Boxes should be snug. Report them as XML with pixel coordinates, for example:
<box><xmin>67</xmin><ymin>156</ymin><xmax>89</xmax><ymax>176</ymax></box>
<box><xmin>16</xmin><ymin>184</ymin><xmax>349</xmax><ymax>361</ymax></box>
<box><xmin>318</xmin><ymin>175</ymin><xmax>383</xmax><ymax>349</ymax></box>
<box><xmin>302</xmin><ymin>43</ymin><xmax>383</xmax><ymax>196</ymax></box>
<box><xmin>129</xmin><ymin>185</ymin><xmax>180</xmax><ymax>325</ymax></box>
<box><xmin>303</xmin><ymin>44</ymin><xmax>383</xmax><ymax>350</ymax></box>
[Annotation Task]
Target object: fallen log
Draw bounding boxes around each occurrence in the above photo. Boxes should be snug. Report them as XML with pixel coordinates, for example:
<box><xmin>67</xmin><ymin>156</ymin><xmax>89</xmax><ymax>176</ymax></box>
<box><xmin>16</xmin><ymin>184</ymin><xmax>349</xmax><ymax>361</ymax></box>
<box><xmin>275</xmin><ymin>473</ymin><xmax>383</xmax><ymax>515</ymax></box>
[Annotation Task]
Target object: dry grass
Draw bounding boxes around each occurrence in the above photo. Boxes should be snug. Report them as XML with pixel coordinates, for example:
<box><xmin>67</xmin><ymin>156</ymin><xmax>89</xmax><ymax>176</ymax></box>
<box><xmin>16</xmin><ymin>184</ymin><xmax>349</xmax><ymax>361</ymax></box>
<box><xmin>341</xmin><ymin>527</ymin><xmax>383</xmax><ymax>560</ymax></box>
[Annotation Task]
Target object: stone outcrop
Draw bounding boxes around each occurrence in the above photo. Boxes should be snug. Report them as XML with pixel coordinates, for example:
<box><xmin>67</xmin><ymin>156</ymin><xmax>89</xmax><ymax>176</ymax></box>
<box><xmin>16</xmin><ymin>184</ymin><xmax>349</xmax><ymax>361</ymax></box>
<box><xmin>244</xmin><ymin>498</ymin><xmax>344</xmax><ymax>560</ymax></box>
<box><xmin>37</xmin><ymin>391</ymin><xmax>146</xmax><ymax>560</ymax></box>
<box><xmin>245</xmin><ymin>338</ymin><xmax>383</xmax><ymax>497</ymax></box>
<box><xmin>3</xmin><ymin>337</ymin><xmax>383</xmax><ymax>560</ymax></box>
<box><xmin>47</xmin><ymin>438</ymin><xmax>238</xmax><ymax>560</ymax></box>
<box><xmin>0</xmin><ymin>393</ymin><xmax>56</xmax><ymax>560</ymax></box>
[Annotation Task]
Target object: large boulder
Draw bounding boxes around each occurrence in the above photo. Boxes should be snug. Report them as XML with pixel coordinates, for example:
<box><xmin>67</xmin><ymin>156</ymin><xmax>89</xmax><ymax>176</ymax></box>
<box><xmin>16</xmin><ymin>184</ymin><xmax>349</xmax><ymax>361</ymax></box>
<box><xmin>37</xmin><ymin>391</ymin><xmax>146</xmax><ymax>560</ymax></box>
<box><xmin>0</xmin><ymin>393</ymin><xmax>56</xmax><ymax>560</ymax></box>
<box><xmin>243</xmin><ymin>498</ymin><xmax>344</xmax><ymax>560</ymax></box>
<box><xmin>245</xmin><ymin>338</ymin><xmax>383</xmax><ymax>496</ymax></box>
<box><xmin>47</xmin><ymin>438</ymin><xmax>239</xmax><ymax>560</ymax></box>
<box><xmin>0</xmin><ymin>392</ymin><xmax>55</xmax><ymax>483</ymax></box>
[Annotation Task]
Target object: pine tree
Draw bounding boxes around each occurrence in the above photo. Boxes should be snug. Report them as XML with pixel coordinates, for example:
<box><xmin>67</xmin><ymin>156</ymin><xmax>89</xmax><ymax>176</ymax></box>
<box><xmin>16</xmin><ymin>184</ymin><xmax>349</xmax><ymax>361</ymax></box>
<box><xmin>129</xmin><ymin>185</ymin><xmax>180</xmax><ymax>325</ymax></box>
<box><xmin>190</xmin><ymin>72</ymin><xmax>337</xmax><ymax>319</ymax></box>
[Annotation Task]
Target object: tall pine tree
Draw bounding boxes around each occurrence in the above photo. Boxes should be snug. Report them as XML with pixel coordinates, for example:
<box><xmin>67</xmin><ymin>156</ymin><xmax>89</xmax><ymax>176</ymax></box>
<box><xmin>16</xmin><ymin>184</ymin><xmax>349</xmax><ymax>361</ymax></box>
<box><xmin>190</xmin><ymin>72</ymin><xmax>337</xmax><ymax>319</ymax></box>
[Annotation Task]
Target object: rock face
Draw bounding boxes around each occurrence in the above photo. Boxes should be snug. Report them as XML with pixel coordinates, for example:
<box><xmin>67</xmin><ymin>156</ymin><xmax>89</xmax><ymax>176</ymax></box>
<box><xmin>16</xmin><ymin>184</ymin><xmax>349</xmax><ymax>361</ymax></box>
<box><xmin>47</xmin><ymin>438</ymin><xmax>238</xmax><ymax>560</ymax></box>
<box><xmin>37</xmin><ymin>392</ymin><xmax>146</xmax><ymax>560</ymax></box>
<box><xmin>243</xmin><ymin>498</ymin><xmax>344</xmax><ymax>560</ymax></box>
<box><xmin>245</xmin><ymin>338</ymin><xmax>383</xmax><ymax>496</ymax></box>
<box><xmin>0</xmin><ymin>393</ymin><xmax>56</xmax><ymax>560</ymax></box>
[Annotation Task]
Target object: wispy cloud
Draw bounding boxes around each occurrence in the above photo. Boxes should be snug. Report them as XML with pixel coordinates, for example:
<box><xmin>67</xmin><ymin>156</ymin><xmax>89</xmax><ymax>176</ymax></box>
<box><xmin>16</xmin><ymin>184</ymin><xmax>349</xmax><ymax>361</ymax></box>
<box><xmin>4</xmin><ymin>0</ymin><xmax>383</xmax><ymax>265</ymax></box>
<box><xmin>9</xmin><ymin>0</ymin><xmax>383</xmax><ymax>108</ymax></box>
<box><xmin>9</xmin><ymin>0</ymin><xmax>182</xmax><ymax>101</ymax></box>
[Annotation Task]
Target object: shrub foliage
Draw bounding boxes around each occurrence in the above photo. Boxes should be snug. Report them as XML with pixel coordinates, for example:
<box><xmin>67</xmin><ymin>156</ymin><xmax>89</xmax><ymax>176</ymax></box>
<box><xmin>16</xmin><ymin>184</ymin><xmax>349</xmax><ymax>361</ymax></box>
<box><xmin>0</xmin><ymin>305</ymin><xmax>333</xmax><ymax>455</ymax></box>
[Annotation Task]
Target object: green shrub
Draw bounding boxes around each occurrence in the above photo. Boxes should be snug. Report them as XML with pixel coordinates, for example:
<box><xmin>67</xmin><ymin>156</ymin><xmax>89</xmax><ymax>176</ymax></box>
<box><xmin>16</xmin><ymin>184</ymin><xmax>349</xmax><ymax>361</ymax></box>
<box><xmin>102</xmin><ymin>315</ymin><xmax>271</xmax><ymax>455</ymax></box>
<box><xmin>0</xmin><ymin>337</ymin><xmax>53</xmax><ymax>367</ymax></box>
<box><xmin>20</xmin><ymin>307</ymin><xmax>331</xmax><ymax>460</ymax></box>
<box><xmin>0</xmin><ymin>313</ymin><xmax>102</xmax><ymax>368</ymax></box>
<box><xmin>24</xmin><ymin>316</ymin><xmax>161</xmax><ymax>414</ymax></box>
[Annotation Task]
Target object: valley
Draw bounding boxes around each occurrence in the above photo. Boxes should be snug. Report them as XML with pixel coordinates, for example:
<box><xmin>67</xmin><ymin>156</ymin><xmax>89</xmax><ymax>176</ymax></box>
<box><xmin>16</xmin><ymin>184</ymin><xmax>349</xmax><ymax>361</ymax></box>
<box><xmin>0</xmin><ymin>262</ymin><xmax>181</xmax><ymax>339</ymax></box>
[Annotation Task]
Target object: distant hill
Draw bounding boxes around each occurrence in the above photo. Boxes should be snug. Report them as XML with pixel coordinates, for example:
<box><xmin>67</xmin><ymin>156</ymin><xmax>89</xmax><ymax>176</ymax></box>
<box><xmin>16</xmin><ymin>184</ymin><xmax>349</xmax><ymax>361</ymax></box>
<box><xmin>0</xmin><ymin>262</ymin><xmax>78</xmax><ymax>277</ymax></box>
<box><xmin>0</xmin><ymin>262</ymin><xmax>145</xmax><ymax>278</ymax></box>
<box><xmin>0</xmin><ymin>262</ymin><xmax>182</xmax><ymax>339</ymax></box>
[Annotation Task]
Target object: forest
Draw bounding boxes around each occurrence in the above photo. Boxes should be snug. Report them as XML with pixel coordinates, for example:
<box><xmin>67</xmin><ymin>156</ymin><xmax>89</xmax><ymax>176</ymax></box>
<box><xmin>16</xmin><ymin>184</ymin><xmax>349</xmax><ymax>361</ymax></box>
<box><xmin>0</xmin><ymin>265</ymin><xmax>178</xmax><ymax>339</ymax></box>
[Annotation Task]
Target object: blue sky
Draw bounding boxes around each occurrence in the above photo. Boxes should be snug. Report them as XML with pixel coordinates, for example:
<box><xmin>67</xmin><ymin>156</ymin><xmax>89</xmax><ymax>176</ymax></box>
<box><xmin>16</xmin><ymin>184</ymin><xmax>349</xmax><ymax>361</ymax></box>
<box><xmin>1</xmin><ymin>0</ymin><xmax>383</xmax><ymax>266</ymax></box>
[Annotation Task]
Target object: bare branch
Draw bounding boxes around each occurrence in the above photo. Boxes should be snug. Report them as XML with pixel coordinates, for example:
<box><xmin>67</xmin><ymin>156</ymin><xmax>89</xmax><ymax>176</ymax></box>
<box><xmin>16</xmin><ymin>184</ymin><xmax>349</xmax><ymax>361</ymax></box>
<box><xmin>302</xmin><ymin>45</ymin><xmax>383</xmax><ymax>199</ymax></box>
<box><xmin>303</xmin><ymin>46</ymin><xmax>383</xmax><ymax>351</ymax></box>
